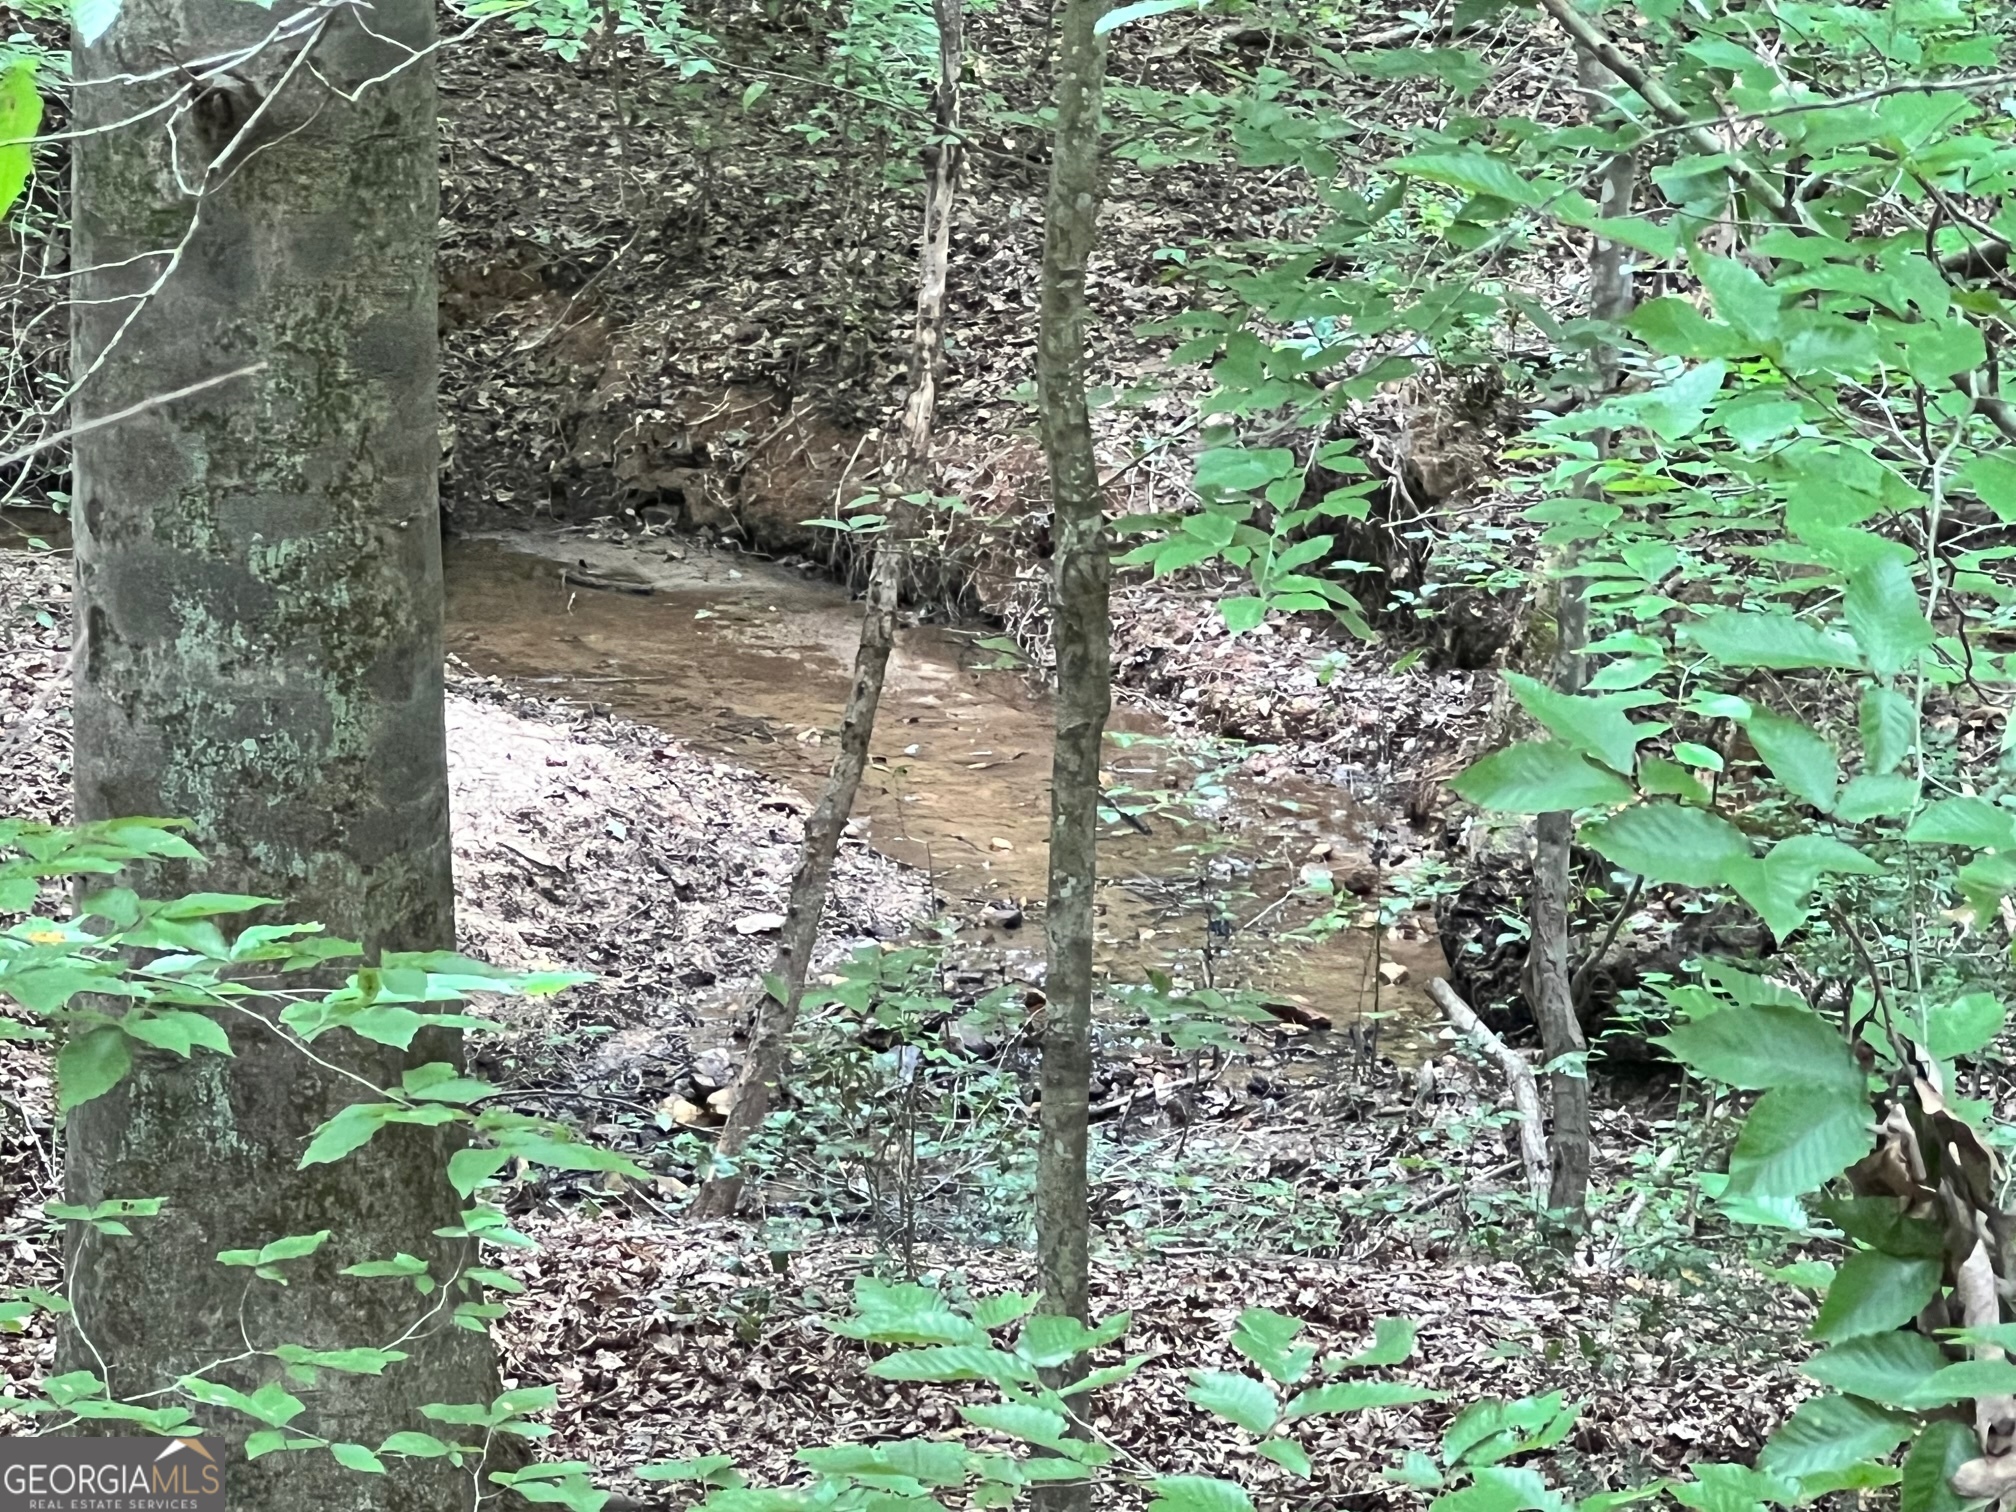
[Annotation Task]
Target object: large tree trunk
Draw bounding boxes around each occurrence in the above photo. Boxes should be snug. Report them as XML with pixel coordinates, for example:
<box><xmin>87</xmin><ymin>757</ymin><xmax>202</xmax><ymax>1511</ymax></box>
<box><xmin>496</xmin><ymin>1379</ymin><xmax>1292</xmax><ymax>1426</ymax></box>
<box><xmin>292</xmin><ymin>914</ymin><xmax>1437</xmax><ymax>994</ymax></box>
<box><xmin>1525</xmin><ymin>47</ymin><xmax>1638</xmax><ymax>1232</ymax></box>
<box><xmin>691</xmin><ymin>0</ymin><xmax>964</xmax><ymax>1220</ymax></box>
<box><xmin>65</xmin><ymin>3</ymin><xmax>495</xmax><ymax>1506</ymax></box>
<box><xmin>1032</xmin><ymin>0</ymin><xmax>1110</xmax><ymax>1504</ymax></box>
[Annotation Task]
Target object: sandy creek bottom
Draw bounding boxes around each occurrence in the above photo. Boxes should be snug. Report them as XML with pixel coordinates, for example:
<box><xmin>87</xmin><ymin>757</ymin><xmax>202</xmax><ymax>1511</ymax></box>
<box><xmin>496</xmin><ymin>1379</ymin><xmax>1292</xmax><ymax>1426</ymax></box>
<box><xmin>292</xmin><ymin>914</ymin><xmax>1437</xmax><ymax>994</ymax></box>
<box><xmin>444</xmin><ymin>533</ymin><xmax>1446</xmax><ymax>1062</ymax></box>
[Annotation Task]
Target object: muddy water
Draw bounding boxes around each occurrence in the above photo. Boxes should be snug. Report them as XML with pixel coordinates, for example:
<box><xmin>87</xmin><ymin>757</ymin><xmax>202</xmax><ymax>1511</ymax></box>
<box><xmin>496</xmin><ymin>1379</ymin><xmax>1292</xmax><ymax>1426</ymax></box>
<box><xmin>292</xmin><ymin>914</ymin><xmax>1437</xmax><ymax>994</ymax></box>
<box><xmin>444</xmin><ymin>533</ymin><xmax>1443</xmax><ymax>1050</ymax></box>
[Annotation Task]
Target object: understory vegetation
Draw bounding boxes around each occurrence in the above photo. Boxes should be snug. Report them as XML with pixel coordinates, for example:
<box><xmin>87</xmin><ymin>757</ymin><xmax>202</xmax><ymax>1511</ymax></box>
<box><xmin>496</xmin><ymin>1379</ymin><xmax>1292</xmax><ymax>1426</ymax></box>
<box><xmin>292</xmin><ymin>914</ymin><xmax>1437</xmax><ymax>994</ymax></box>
<box><xmin>8</xmin><ymin>0</ymin><xmax>2016</xmax><ymax>1507</ymax></box>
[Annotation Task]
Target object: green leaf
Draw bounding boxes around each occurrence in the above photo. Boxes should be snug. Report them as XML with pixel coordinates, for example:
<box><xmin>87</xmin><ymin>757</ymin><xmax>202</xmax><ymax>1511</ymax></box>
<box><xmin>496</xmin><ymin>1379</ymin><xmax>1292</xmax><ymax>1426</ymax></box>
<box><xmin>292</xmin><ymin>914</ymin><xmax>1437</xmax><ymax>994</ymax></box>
<box><xmin>1683</xmin><ymin>613</ymin><xmax>1863</xmax><ymax>670</ymax></box>
<box><xmin>1768</xmin><ymin>1260</ymin><xmax>1837</xmax><ymax>1290</ymax></box>
<box><xmin>1193</xmin><ymin>447</ymin><xmax>1296</xmax><ymax>496</ymax></box>
<box><xmin>1220</xmin><ymin>597</ymin><xmax>1268</xmax><ymax>634</ymax></box>
<box><xmin>1835</xmin><ymin>774</ymin><xmax>1918</xmax><ymax>823</ymax></box>
<box><xmin>1627</xmin><ymin>297</ymin><xmax>1755</xmax><ymax>359</ymax></box>
<box><xmin>1674</xmin><ymin>742</ymin><xmax>1725</xmax><ymax>771</ymax></box>
<box><xmin>272</xmin><ymin>1344</ymin><xmax>408</xmax><ymax>1376</ymax></box>
<box><xmin>299</xmin><ymin>1104</ymin><xmax>396</xmax><ymax>1168</ymax></box>
<box><xmin>3</xmin><ymin>965</ymin><xmax>119</xmax><ymax>1013</ymax></box>
<box><xmin>1810</xmin><ymin>1252</ymin><xmax>1943</xmax><ymax>1343</ymax></box>
<box><xmin>1726</xmin><ymin>1085</ymin><xmax>1874</xmax><ymax>1201</ymax></box>
<box><xmin>1186</xmin><ymin>1370</ymin><xmax>1278</xmax><ymax>1434</ymax></box>
<box><xmin>57</xmin><ymin>1027</ymin><xmax>132</xmax><ymax>1111</ymax></box>
<box><xmin>1844</xmin><ymin>560</ymin><xmax>1933</xmax><ymax>678</ymax></box>
<box><xmin>1451</xmin><ymin>741</ymin><xmax>1636</xmax><ymax>813</ymax></box>
<box><xmin>959</xmin><ymin>1402</ymin><xmax>1071</xmax><ymax>1450</ymax></box>
<box><xmin>1148</xmin><ymin>1475</ymin><xmax>1256</xmax><ymax>1512</ymax></box>
<box><xmin>1390</xmin><ymin>150</ymin><xmax>1539</xmax><ymax>205</ymax></box>
<box><xmin>870</xmin><ymin>1344</ymin><xmax>1034</xmax><ymax>1386</ymax></box>
<box><xmin>1817</xmin><ymin>1196</ymin><xmax>1943</xmax><ymax>1259</ymax></box>
<box><xmin>970</xmin><ymin>1292</ymin><xmax>1040</xmax><ymax>1331</ymax></box>
<box><xmin>156</xmin><ymin>892</ymin><xmax>280</xmax><ymax>920</ymax></box>
<box><xmin>1697</xmin><ymin>254</ymin><xmax>1780</xmax><ymax>341</ymax></box>
<box><xmin>1901</xmin><ymin>1420</ymin><xmax>1977</xmax><ymax>1512</ymax></box>
<box><xmin>379</xmin><ymin>1431</ymin><xmax>454</xmax><ymax>1458</ymax></box>
<box><xmin>870</xmin><ymin>1346</ymin><xmax>1040</xmax><ymax>1395</ymax></box>
<box><xmin>0</xmin><ymin>60</ymin><xmax>40</xmax><ymax>225</ymax></box>
<box><xmin>1017</xmin><ymin>1311</ymin><xmax>1128</xmax><ymax>1368</ymax></box>
<box><xmin>1906</xmin><ymin>797</ymin><xmax>2016</xmax><ymax>850</ymax></box>
<box><xmin>1285</xmin><ymin>1380</ymin><xmax>1441</xmax><ymax>1418</ymax></box>
<box><xmin>1259</xmin><ymin>1438</ymin><xmax>1312</xmax><ymax>1476</ymax></box>
<box><xmin>1094</xmin><ymin>0</ymin><xmax>1201</xmax><ymax>34</ymax></box>
<box><xmin>1802</xmin><ymin>1331</ymin><xmax>1945</xmax><ymax>1406</ymax></box>
<box><xmin>1760</xmin><ymin>1394</ymin><xmax>1912</xmax><ymax>1478</ymax></box>
<box><xmin>447</xmin><ymin>1147</ymin><xmax>510</xmax><ymax>1197</ymax></box>
<box><xmin>1927</xmin><ymin>992</ymin><xmax>2005</xmax><ymax>1059</ymax></box>
<box><xmin>340</xmin><ymin>1257</ymin><xmax>427</xmax><ymax>1282</ymax></box>
<box><xmin>73</xmin><ymin>0</ymin><xmax>124</xmax><ymax>45</ymax></box>
<box><xmin>1956</xmin><ymin>450</ymin><xmax>2016</xmax><ymax>523</ymax></box>
<box><xmin>1231</xmin><ymin>1308</ymin><xmax>1316</xmax><ymax>1385</ymax></box>
<box><xmin>1859</xmin><ymin>687</ymin><xmax>1917</xmax><ymax>774</ymax></box>
<box><xmin>1442</xmin><ymin>1394</ymin><xmax>1576</xmax><ymax>1468</ymax></box>
<box><xmin>1583</xmin><ymin>803</ymin><xmax>1752</xmax><ymax>886</ymax></box>
<box><xmin>1792</xmin><ymin>1462</ymin><xmax>1902</xmax><ymax>1497</ymax></box>
<box><xmin>123</xmin><ymin>1010</ymin><xmax>233</xmax><ymax>1058</ymax></box>
<box><xmin>1390</xmin><ymin>1449</ymin><xmax>1446</xmax><ymax>1489</ymax></box>
<box><xmin>179</xmin><ymin>1375</ymin><xmax>305</xmax><ymax>1428</ymax></box>
<box><xmin>495</xmin><ymin>1134</ymin><xmax>647</xmax><ymax>1184</ymax></box>
<box><xmin>331</xmin><ymin>1442</ymin><xmax>386</xmax><ymax>1474</ymax></box>
<box><xmin>1744</xmin><ymin>712</ymin><xmax>1838</xmax><ymax>811</ymax></box>
<box><xmin>1435</xmin><ymin>1466</ymin><xmax>1568</xmax><ymax>1512</ymax></box>
<box><xmin>1451</xmin><ymin>745</ymin><xmax>1636</xmax><ymax>818</ymax></box>
<box><xmin>1343</xmin><ymin>1316</ymin><xmax>1419</xmax><ymax>1367</ymax></box>
<box><xmin>1569</xmin><ymin>213</ymin><xmax>1681</xmax><ymax>261</ymax></box>
<box><xmin>1669</xmin><ymin>1464</ymin><xmax>1797</xmax><ymax>1512</ymax></box>
<box><xmin>1656</xmin><ymin>1004</ymin><xmax>1862</xmax><ymax>1092</ymax></box>
<box><xmin>1900</xmin><ymin>320</ymin><xmax>1985</xmax><ymax>383</ymax></box>
<box><xmin>1641</xmin><ymin>758</ymin><xmax>1713</xmax><ymax>805</ymax></box>
<box><xmin>1913</xmin><ymin>1359</ymin><xmax>2016</xmax><ymax>1404</ymax></box>
<box><xmin>1061</xmin><ymin>1354</ymin><xmax>1151</xmax><ymax>1395</ymax></box>
<box><xmin>1607</xmin><ymin>360</ymin><xmax>1728</xmax><ymax>442</ymax></box>
<box><xmin>635</xmin><ymin>1455</ymin><xmax>739</xmax><ymax>1484</ymax></box>
<box><xmin>1503</xmin><ymin>673</ymin><xmax>1649</xmax><ymax>775</ymax></box>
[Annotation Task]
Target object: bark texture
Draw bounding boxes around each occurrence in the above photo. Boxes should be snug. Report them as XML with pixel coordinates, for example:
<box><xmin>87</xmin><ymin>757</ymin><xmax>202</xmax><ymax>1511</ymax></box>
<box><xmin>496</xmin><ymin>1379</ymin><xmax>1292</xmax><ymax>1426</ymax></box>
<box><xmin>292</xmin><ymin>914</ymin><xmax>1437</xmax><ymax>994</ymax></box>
<box><xmin>1033</xmin><ymin>0</ymin><xmax>1111</xmax><ymax>1503</ymax></box>
<box><xmin>66</xmin><ymin>2</ymin><xmax>495</xmax><ymax>1504</ymax></box>
<box><xmin>691</xmin><ymin>0</ymin><xmax>964</xmax><ymax>1221</ymax></box>
<box><xmin>1427</xmin><ymin>979</ymin><xmax>1550</xmax><ymax>1204</ymax></box>
<box><xmin>1525</xmin><ymin>49</ymin><xmax>1638</xmax><ymax>1231</ymax></box>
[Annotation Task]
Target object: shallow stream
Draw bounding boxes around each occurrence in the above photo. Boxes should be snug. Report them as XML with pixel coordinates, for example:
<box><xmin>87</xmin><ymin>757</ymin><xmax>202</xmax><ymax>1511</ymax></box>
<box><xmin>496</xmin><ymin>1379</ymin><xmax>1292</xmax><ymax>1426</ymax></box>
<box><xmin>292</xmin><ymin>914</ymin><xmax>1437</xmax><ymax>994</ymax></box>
<box><xmin>444</xmin><ymin>532</ymin><xmax>1444</xmax><ymax>1055</ymax></box>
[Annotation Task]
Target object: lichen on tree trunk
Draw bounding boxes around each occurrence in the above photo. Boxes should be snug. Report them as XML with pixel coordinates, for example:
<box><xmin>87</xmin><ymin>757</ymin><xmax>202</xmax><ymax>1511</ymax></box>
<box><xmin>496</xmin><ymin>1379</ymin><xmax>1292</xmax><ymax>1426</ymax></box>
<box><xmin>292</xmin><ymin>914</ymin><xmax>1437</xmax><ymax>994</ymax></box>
<box><xmin>1032</xmin><ymin>0</ymin><xmax>1111</xmax><ymax>1503</ymax></box>
<box><xmin>65</xmin><ymin>2</ymin><xmax>496</xmax><ymax>1505</ymax></box>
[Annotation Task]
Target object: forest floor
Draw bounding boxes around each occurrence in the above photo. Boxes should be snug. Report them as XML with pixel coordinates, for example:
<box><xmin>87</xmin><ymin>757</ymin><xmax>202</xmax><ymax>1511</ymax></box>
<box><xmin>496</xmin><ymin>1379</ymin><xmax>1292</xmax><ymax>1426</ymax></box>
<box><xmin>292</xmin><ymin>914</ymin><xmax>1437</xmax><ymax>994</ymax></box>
<box><xmin>0</xmin><ymin>1</ymin><xmax>1826</xmax><ymax>1500</ymax></box>
<box><xmin>0</xmin><ymin>543</ymin><xmax>1817</xmax><ymax>1506</ymax></box>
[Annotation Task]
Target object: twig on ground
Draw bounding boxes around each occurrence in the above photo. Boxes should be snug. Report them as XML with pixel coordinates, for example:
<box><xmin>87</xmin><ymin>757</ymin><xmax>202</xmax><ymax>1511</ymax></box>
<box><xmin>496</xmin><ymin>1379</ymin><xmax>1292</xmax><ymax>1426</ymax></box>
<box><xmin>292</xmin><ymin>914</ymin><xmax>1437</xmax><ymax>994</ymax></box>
<box><xmin>1427</xmin><ymin>977</ymin><xmax>1551</xmax><ymax>1205</ymax></box>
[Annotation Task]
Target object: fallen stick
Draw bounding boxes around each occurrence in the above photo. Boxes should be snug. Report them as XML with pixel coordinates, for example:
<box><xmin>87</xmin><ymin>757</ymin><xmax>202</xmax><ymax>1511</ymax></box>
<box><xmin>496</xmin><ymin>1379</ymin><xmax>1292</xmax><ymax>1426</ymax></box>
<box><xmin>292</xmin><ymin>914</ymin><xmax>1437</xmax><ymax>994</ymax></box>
<box><xmin>1426</xmin><ymin>978</ymin><xmax>1551</xmax><ymax>1206</ymax></box>
<box><xmin>1256</xmin><ymin>998</ymin><xmax>1333</xmax><ymax>1032</ymax></box>
<box><xmin>1084</xmin><ymin>1072</ymin><xmax>1216</xmax><ymax>1123</ymax></box>
<box><xmin>561</xmin><ymin>567</ymin><xmax>655</xmax><ymax>595</ymax></box>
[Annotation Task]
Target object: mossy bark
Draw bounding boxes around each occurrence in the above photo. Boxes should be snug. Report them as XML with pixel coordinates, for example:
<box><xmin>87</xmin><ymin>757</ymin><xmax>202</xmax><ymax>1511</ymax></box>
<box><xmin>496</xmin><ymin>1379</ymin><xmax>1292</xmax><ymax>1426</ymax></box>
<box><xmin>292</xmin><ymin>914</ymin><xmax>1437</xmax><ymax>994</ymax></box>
<box><xmin>66</xmin><ymin>1</ymin><xmax>497</xmax><ymax>1505</ymax></box>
